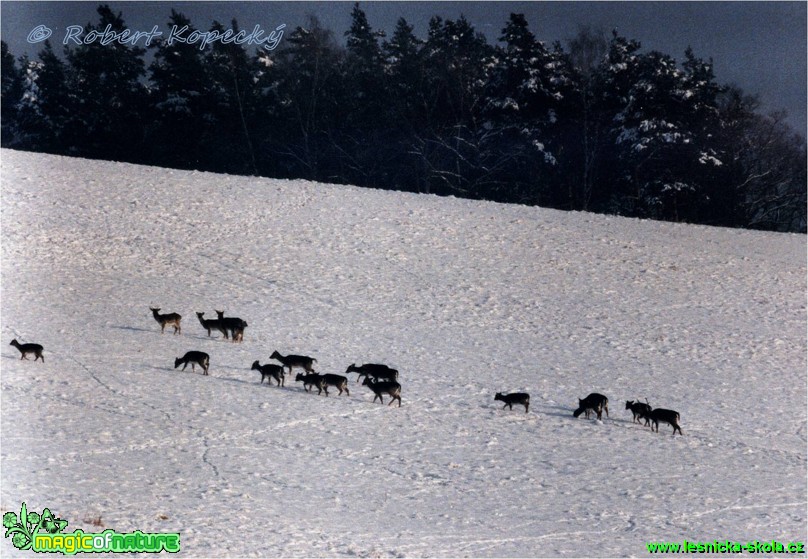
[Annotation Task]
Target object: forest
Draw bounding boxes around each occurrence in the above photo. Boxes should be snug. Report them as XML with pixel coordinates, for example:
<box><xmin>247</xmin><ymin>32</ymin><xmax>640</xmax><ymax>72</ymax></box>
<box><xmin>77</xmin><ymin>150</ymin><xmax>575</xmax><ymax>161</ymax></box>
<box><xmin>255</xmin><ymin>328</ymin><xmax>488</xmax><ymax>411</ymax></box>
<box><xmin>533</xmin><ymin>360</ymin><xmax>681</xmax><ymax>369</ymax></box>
<box><xmin>1</xmin><ymin>4</ymin><xmax>805</xmax><ymax>232</ymax></box>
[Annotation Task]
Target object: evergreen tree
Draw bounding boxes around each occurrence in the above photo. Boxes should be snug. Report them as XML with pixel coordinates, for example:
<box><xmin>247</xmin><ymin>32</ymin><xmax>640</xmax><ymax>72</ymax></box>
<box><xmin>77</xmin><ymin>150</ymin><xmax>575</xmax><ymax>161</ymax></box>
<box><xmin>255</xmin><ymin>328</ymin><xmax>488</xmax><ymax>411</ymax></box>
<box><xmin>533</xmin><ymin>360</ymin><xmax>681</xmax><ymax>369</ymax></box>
<box><xmin>484</xmin><ymin>14</ymin><xmax>576</xmax><ymax>205</ymax></box>
<box><xmin>679</xmin><ymin>47</ymin><xmax>726</xmax><ymax>223</ymax></box>
<box><xmin>415</xmin><ymin>16</ymin><xmax>495</xmax><ymax>196</ymax></box>
<box><xmin>148</xmin><ymin>10</ymin><xmax>212</xmax><ymax>170</ymax></box>
<box><xmin>1</xmin><ymin>41</ymin><xmax>23</xmax><ymax>146</ymax></box>
<box><xmin>564</xmin><ymin>26</ymin><xmax>609</xmax><ymax>210</ymax></box>
<box><xmin>589</xmin><ymin>31</ymin><xmax>644</xmax><ymax>214</ymax></box>
<box><xmin>341</xmin><ymin>3</ymin><xmax>391</xmax><ymax>186</ymax></box>
<box><xmin>11</xmin><ymin>41</ymin><xmax>72</xmax><ymax>152</ymax></box>
<box><xmin>382</xmin><ymin>17</ymin><xmax>426</xmax><ymax>192</ymax></box>
<box><xmin>383</xmin><ymin>17</ymin><xmax>422</xmax><ymax>121</ymax></box>
<box><xmin>203</xmin><ymin>19</ymin><xmax>260</xmax><ymax>174</ymax></box>
<box><xmin>64</xmin><ymin>4</ymin><xmax>148</xmax><ymax>161</ymax></box>
<box><xmin>272</xmin><ymin>16</ymin><xmax>345</xmax><ymax>181</ymax></box>
<box><xmin>608</xmin><ymin>46</ymin><xmax>724</xmax><ymax>222</ymax></box>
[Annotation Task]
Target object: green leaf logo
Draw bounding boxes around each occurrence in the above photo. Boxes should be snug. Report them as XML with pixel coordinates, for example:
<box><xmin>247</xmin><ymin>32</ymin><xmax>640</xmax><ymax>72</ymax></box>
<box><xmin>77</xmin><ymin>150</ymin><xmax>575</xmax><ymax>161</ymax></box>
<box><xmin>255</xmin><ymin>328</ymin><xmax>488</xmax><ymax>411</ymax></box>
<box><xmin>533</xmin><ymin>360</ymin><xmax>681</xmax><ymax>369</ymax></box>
<box><xmin>2</xmin><ymin>513</ymin><xmax>17</xmax><ymax>529</ymax></box>
<box><xmin>3</xmin><ymin>503</ymin><xmax>68</xmax><ymax>550</ymax></box>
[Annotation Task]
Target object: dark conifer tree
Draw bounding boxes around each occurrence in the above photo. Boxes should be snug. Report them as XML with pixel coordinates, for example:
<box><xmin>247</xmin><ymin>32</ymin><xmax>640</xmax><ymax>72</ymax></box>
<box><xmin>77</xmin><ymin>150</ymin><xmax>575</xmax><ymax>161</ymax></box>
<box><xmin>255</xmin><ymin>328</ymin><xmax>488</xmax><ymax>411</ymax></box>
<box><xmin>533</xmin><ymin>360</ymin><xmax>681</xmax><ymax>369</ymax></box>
<box><xmin>272</xmin><ymin>16</ymin><xmax>346</xmax><ymax>181</ymax></box>
<box><xmin>1</xmin><ymin>41</ymin><xmax>23</xmax><ymax>146</ymax></box>
<box><xmin>341</xmin><ymin>3</ymin><xmax>391</xmax><ymax>186</ymax></box>
<box><xmin>148</xmin><ymin>10</ymin><xmax>213</xmax><ymax>170</ymax></box>
<box><xmin>382</xmin><ymin>18</ymin><xmax>426</xmax><ymax>192</ymax></box>
<box><xmin>383</xmin><ymin>17</ymin><xmax>422</xmax><ymax>123</ymax></box>
<box><xmin>564</xmin><ymin>26</ymin><xmax>609</xmax><ymax>210</ymax></box>
<box><xmin>10</xmin><ymin>41</ymin><xmax>73</xmax><ymax>153</ymax></box>
<box><xmin>606</xmin><ymin>46</ymin><xmax>725</xmax><ymax>222</ymax></box>
<box><xmin>203</xmin><ymin>19</ymin><xmax>260</xmax><ymax>175</ymax></box>
<box><xmin>64</xmin><ymin>4</ymin><xmax>148</xmax><ymax>161</ymax></box>
<box><xmin>678</xmin><ymin>47</ymin><xmax>726</xmax><ymax>223</ymax></box>
<box><xmin>588</xmin><ymin>31</ymin><xmax>645</xmax><ymax>214</ymax></box>
<box><xmin>484</xmin><ymin>14</ymin><xmax>575</xmax><ymax>205</ymax></box>
<box><xmin>416</xmin><ymin>16</ymin><xmax>495</xmax><ymax>196</ymax></box>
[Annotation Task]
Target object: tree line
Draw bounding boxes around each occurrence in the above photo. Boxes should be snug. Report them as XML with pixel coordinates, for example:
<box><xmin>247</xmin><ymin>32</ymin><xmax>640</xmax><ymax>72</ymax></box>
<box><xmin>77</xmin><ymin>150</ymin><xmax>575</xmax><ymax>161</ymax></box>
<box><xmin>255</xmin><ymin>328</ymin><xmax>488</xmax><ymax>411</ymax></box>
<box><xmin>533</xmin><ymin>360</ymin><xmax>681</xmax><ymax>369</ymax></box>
<box><xmin>1</xmin><ymin>4</ymin><xmax>805</xmax><ymax>232</ymax></box>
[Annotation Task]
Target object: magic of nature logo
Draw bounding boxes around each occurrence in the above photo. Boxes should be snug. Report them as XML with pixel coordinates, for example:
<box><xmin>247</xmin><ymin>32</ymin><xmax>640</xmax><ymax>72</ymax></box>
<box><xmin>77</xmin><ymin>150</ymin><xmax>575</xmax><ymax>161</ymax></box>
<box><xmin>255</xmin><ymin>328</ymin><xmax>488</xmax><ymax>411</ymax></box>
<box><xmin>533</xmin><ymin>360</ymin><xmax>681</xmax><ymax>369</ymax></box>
<box><xmin>3</xmin><ymin>502</ymin><xmax>180</xmax><ymax>554</ymax></box>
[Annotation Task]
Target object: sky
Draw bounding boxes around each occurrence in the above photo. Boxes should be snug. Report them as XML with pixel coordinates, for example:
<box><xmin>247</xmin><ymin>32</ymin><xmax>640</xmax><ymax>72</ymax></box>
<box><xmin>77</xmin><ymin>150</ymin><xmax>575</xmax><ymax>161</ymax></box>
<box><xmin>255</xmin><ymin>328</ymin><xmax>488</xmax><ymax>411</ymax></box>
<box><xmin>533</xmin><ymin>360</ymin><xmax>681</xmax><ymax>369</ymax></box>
<box><xmin>1</xmin><ymin>1</ymin><xmax>805</xmax><ymax>133</ymax></box>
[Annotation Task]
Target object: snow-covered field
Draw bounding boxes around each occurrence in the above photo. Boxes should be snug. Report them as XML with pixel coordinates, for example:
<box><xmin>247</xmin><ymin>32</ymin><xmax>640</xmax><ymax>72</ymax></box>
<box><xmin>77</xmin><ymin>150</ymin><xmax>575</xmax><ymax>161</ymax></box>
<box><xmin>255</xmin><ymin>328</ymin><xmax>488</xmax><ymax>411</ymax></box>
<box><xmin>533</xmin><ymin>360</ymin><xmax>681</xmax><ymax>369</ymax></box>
<box><xmin>1</xmin><ymin>149</ymin><xmax>805</xmax><ymax>557</ymax></box>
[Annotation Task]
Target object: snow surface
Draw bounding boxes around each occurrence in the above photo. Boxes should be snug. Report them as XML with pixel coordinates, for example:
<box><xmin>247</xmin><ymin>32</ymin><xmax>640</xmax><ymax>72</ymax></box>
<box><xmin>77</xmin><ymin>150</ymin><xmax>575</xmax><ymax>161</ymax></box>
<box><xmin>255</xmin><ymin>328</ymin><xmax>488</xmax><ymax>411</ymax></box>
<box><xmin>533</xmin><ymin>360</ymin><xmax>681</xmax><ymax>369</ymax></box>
<box><xmin>1</xmin><ymin>149</ymin><xmax>805</xmax><ymax>557</ymax></box>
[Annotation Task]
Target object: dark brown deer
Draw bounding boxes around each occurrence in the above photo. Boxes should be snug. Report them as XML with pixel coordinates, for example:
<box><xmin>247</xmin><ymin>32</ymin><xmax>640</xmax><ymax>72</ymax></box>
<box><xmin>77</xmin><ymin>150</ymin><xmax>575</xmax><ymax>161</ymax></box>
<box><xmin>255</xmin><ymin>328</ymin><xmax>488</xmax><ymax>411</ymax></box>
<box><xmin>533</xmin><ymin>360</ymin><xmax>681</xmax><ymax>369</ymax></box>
<box><xmin>345</xmin><ymin>363</ymin><xmax>398</xmax><ymax>383</ymax></box>
<box><xmin>295</xmin><ymin>373</ymin><xmax>326</xmax><ymax>394</ymax></box>
<box><xmin>626</xmin><ymin>399</ymin><xmax>652</xmax><ymax>425</ymax></box>
<box><xmin>174</xmin><ymin>351</ymin><xmax>209</xmax><ymax>375</ymax></box>
<box><xmin>271</xmin><ymin>351</ymin><xmax>317</xmax><ymax>375</ymax></box>
<box><xmin>494</xmin><ymin>392</ymin><xmax>530</xmax><ymax>413</ymax></box>
<box><xmin>321</xmin><ymin>374</ymin><xmax>350</xmax><ymax>396</ymax></box>
<box><xmin>150</xmin><ymin>307</ymin><xmax>181</xmax><ymax>335</ymax></box>
<box><xmin>214</xmin><ymin>310</ymin><xmax>247</xmax><ymax>343</ymax></box>
<box><xmin>649</xmin><ymin>408</ymin><xmax>683</xmax><ymax>435</ymax></box>
<box><xmin>196</xmin><ymin>312</ymin><xmax>227</xmax><ymax>338</ymax></box>
<box><xmin>362</xmin><ymin>377</ymin><xmax>401</xmax><ymax>407</ymax></box>
<box><xmin>573</xmin><ymin>393</ymin><xmax>609</xmax><ymax>420</ymax></box>
<box><xmin>251</xmin><ymin>360</ymin><xmax>284</xmax><ymax>386</ymax></box>
<box><xmin>9</xmin><ymin>339</ymin><xmax>44</xmax><ymax>362</ymax></box>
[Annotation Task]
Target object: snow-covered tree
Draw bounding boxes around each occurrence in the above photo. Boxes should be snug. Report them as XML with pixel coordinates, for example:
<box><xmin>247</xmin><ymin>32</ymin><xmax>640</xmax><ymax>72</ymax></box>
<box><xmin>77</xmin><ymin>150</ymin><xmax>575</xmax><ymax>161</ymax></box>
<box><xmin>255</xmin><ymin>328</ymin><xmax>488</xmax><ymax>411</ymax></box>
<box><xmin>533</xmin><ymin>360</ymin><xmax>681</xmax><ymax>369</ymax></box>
<box><xmin>410</xmin><ymin>16</ymin><xmax>497</xmax><ymax>196</ymax></box>
<box><xmin>596</xmin><ymin>34</ymin><xmax>726</xmax><ymax>222</ymax></box>
<box><xmin>10</xmin><ymin>41</ymin><xmax>72</xmax><ymax>152</ymax></box>
<box><xmin>483</xmin><ymin>13</ymin><xmax>576</xmax><ymax>204</ymax></box>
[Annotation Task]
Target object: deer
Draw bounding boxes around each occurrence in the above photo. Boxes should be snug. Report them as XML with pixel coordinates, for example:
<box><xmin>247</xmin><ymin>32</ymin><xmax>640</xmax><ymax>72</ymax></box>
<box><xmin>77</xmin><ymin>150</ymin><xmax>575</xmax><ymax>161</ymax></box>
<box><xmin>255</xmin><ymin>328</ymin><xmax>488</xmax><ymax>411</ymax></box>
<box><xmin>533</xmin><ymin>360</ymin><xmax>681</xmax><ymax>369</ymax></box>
<box><xmin>321</xmin><ymin>373</ymin><xmax>350</xmax><ymax>396</ymax></box>
<box><xmin>271</xmin><ymin>351</ymin><xmax>317</xmax><ymax>375</ymax></box>
<box><xmin>345</xmin><ymin>363</ymin><xmax>399</xmax><ymax>383</ymax></box>
<box><xmin>150</xmin><ymin>307</ymin><xmax>181</xmax><ymax>335</ymax></box>
<box><xmin>494</xmin><ymin>392</ymin><xmax>530</xmax><ymax>413</ymax></box>
<box><xmin>214</xmin><ymin>310</ymin><xmax>247</xmax><ymax>343</ymax></box>
<box><xmin>174</xmin><ymin>351</ymin><xmax>209</xmax><ymax>375</ymax></box>
<box><xmin>362</xmin><ymin>377</ymin><xmax>402</xmax><ymax>407</ymax></box>
<box><xmin>649</xmin><ymin>408</ymin><xmax>683</xmax><ymax>436</ymax></box>
<box><xmin>295</xmin><ymin>373</ymin><xmax>326</xmax><ymax>394</ymax></box>
<box><xmin>251</xmin><ymin>361</ymin><xmax>285</xmax><ymax>386</ymax></box>
<box><xmin>9</xmin><ymin>339</ymin><xmax>44</xmax><ymax>362</ymax></box>
<box><xmin>196</xmin><ymin>312</ymin><xmax>228</xmax><ymax>338</ymax></box>
<box><xmin>573</xmin><ymin>393</ymin><xmax>609</xmax><ymax>420</ymax></box>
<box><xmin>626</xmin><ymin>399</ymin><xmax>652</xmax><ymax>425</ymax></box>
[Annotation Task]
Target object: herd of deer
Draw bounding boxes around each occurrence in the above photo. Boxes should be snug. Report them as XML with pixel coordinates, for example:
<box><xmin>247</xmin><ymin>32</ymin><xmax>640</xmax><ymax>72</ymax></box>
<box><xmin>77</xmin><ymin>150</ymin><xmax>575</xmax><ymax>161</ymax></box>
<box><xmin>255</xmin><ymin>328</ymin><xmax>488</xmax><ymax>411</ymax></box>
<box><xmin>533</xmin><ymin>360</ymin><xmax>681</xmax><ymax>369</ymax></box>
<box><xmin>494</xmin><ymin>390</ymin><xmax>683</xmax><ymax>435</ymax></box>
<box><xmin>8</xmin><ymin>307</ymin><xmax>682</xmax><ymax>432</ymax></box>
<box><xmin>153</xmin><ymin>307</ymin><xmax>404</xmax><ymax>406</ymax></box>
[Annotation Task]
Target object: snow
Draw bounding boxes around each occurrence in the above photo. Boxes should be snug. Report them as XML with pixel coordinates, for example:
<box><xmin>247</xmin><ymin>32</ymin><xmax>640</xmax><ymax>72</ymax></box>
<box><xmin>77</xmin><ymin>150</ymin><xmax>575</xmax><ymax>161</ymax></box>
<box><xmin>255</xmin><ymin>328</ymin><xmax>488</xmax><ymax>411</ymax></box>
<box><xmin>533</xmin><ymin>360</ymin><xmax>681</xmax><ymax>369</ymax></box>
<box><xmin>1</xmin><ymin>149</ymin><xmax>806</xmax><ymax>557</ymax></box>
